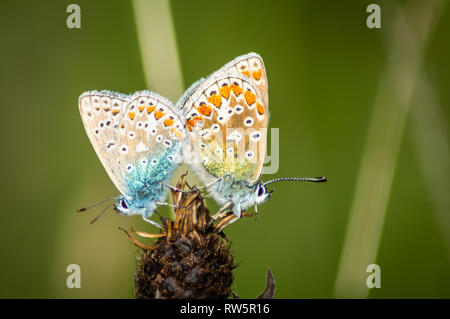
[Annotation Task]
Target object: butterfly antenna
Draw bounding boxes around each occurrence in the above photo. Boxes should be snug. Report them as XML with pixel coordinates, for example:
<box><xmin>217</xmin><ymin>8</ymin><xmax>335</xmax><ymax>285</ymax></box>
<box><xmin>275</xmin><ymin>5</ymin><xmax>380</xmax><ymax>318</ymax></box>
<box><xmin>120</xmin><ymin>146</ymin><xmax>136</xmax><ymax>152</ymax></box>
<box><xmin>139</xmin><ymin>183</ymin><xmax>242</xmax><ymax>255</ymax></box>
<box><xmin>90</xmin><ymin>202</ymin><xmax>114</xmax><ymax>224</ymax></box>
<box><xmin>263</xmin><ymin>176</ymin><xmax>327</xmax><ymax>187</ymax></box>
<box><xmin>77</xmin><ymin>198</ymin><xmax>115</xmax><ymax>213</ymax></box>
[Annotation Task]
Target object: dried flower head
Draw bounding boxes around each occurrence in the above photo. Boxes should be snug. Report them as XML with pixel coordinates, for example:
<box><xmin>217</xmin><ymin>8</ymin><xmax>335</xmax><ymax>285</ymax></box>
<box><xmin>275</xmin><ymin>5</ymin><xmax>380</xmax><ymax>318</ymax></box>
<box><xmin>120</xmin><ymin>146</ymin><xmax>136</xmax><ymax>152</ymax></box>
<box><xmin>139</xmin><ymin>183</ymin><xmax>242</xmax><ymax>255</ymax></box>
<box><xmin>121</xmin><ymin>173</ymin><xmax>233</xmax><ymax>299</ymax></box>
<box><xmin>121</xmin><ymin>173</ymin><xmax>275</xmax><ymax>299</ymax></box>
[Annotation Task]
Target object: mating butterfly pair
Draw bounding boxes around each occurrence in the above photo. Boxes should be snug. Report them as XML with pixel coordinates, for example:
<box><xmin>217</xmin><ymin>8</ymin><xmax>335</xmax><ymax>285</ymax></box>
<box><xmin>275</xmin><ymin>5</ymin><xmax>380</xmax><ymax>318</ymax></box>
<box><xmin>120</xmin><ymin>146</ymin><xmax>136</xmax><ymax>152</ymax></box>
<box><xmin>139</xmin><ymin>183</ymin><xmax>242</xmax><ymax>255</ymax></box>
<box><xmin>78</xmin><ymin>53</ymin><xmax>326</xmax><ymax>228</ymax></box>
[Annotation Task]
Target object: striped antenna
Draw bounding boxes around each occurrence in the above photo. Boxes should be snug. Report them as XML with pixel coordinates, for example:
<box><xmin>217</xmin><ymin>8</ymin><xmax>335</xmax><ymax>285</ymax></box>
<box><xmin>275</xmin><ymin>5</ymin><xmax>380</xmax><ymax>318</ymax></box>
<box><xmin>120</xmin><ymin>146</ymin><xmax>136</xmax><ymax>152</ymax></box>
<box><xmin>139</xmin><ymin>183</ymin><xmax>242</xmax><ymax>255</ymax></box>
<box><xmin>263</xmin><ymin>176</ymin><xmax>327</xmax><ymax>187</ymax></box>
<box><xmin>77</xmin><ymin>197</ymin><xmax>115</xmax><ymax>212</ymax></box>
<box><xmin>89</xmin><ymin>202</ymin><xmax>114</xmax><ymax>224</ymax></box>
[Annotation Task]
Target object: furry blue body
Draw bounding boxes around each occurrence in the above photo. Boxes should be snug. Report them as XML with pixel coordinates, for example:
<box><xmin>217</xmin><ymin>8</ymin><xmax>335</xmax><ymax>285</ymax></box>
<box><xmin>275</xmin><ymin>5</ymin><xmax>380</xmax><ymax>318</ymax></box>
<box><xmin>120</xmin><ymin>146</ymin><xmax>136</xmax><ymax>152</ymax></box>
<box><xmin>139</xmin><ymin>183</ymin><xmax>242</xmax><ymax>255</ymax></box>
<box><xmin>115</xmin><ymin>143</ymin><xmax>181</xmax><ymax>218</ymax></box>
<box><xmin>209</xmin><ymin>178</ymin><xmax>269</xmax><ymax>217</ymax></box>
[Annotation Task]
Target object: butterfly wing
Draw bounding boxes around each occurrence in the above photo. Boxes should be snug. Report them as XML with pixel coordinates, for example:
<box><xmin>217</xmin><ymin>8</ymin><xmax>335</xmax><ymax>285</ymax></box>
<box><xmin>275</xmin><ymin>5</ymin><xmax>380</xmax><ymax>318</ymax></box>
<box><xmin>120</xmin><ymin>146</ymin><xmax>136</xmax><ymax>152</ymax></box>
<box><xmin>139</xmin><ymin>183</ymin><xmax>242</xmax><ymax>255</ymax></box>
<box><xmin>115</xmin><ymin>91</ymin><xmax>186</xmax><ymax>198</ymax></box>
<box><xmin>79</xmin><ymin>90</ymin><xmax>186</xmax><ymax>199</ymax></box>
<box><xmin>216</xmin><ymin>52</ymin><xmax>268</xmax><ymax>107</ymax></box>
<box><xmin>178</xmin><ymin>53</ymin><xmax>269</xmax><ymax>199</ymax></box>
<box><xmin>179</xmin><ymin>52</ymin><xmax>268</xmax><ymax>114</ymax></box>
<box><xmin>79</xmin><ymin>90</ymin><xmax>130</xmax><ymax>195</ymax></box>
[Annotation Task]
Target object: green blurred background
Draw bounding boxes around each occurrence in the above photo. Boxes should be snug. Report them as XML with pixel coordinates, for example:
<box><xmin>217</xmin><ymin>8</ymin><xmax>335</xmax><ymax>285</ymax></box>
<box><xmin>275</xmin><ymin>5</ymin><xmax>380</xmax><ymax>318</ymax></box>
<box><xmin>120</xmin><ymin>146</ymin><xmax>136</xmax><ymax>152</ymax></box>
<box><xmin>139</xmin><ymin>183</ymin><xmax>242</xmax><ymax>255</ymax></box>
<box><xmin>0</xmin><ymin>0</ymin><xmax>449</xmax><ymax>298</ymax></box>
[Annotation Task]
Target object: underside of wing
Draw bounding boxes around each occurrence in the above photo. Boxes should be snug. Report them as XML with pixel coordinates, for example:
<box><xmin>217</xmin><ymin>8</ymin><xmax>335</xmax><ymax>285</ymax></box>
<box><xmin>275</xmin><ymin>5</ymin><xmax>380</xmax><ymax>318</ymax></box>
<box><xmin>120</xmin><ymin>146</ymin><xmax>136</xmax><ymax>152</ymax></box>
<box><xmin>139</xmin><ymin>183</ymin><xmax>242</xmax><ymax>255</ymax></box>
<box><xmin>117</xmin><ymin>91</ymin><xmax>186</xmax><ymax>199</ymax></box>
<box><xmin>182</xmin><ymin>74</ymin><xmax>269</xmax><ymax>188</ymax></box>
<box><xmin>178</xmin><ymin>52</ymin><xmax>268</xmax><ymax>114</ymax></box>
<box><xmin>79</xmin><ymin>90</ymin><xmax>129</xmax><ymax>195</ymax></box>
<box><xmin>216</xmin><ymin>52</ymin><xmax>269</xmax><ymax>107</ymax></box>
<box><xmin>178</xmin><ymin>54</ymin><xmax>269</xmax><ymax>191</ymax></box>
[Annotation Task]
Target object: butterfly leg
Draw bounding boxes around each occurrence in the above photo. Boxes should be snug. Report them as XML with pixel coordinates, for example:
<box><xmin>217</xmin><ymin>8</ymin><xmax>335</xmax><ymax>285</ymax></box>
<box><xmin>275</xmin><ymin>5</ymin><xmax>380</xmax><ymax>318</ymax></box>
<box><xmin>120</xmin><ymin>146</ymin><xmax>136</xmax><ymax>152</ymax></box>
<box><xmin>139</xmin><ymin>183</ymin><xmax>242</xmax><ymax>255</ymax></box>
<box><xmin>196</xmin><ymin>177</ymin><xmax>222</xmax><ymax>190</ymax></box>
<box><xmin>197</xmin><ymin>173</ymin><xmax>232</xmax><ymax>191</ymax></box>
<box><xmin>159</xmin><ymin>181</ymin><xmax>188</xmax><ymax>194</ymax></box>
<box><xmin>200</xmin><ymin>174</ymin><xmax>233</xmax><ymax>199</ymax></box>
<box><xmin>232</xmin><ymin>201</ymin><xmax>242</xmax><ymax>218</ymax></box>
<box><xmin>216</xmin><ymin>174</ymin><xmax>233</xmax><ymax>193</ymax></box>
<box><xmin>155</xmin><ymin>201</ymin><xmax>180</xmax><ymax>209</ymax></box>
<box><xmin>143</xmin><ymin>216</ymin><xmax>163</xmax><ymax>229</ymax></box>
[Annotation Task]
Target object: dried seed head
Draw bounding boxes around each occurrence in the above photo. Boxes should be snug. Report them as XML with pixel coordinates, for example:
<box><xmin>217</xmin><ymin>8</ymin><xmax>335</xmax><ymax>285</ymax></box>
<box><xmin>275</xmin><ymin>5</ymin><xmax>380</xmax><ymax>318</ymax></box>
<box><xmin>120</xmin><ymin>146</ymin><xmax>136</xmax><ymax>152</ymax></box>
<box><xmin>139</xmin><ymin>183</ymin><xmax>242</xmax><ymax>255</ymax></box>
<box><xmin>133</xmin><ymin>174</ymin><xmax>236</xmax><ymax>299</ymax></box>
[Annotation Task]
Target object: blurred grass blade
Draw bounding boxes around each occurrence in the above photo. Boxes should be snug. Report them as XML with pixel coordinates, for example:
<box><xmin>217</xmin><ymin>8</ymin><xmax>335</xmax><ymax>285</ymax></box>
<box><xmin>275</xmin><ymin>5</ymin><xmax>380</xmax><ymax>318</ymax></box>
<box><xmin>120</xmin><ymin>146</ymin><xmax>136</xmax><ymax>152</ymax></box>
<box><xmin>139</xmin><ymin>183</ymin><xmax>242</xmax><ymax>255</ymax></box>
<box><xmin>132</xmin><ymin>0</ymin><xmax>191</xmax><ymax>207</ymax></box>
<box><xmin>132</xmin><ymin>0</ymin><xmax>184</xmax><ymax>100</ymax></box>
<box><xmin>411</xmin><ymin>75</ymin><xmax>450</xmax><ymax>262</ymax></box>
<box><xmin>334</xmin><ymin>0</ymin><xmax>444</xmax><ymax>298</ymax></box>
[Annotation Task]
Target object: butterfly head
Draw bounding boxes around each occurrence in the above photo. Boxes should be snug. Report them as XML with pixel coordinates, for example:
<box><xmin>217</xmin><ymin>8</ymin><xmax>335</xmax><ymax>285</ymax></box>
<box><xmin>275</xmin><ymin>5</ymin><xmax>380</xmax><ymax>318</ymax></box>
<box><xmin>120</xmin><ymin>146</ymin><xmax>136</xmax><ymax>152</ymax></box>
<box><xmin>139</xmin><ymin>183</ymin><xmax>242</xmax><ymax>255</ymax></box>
<box><xmin>115</xmin><ymin>196</ymin><xmax>131</xmax><ymax>215</ymax></box>
<box><xmin>114</xmin><ymin>195</ymin><xmax>157</xmax><ymax>218</ymax></box>
<box><xmin>114</xmin><ymin>196</ymin><xmax>146</xmax><ymax>216</ymax></box>
<box><xmin>253</xmin><ymin>182</ymin><xmax>273</xmax><ymax>205</ymax></box>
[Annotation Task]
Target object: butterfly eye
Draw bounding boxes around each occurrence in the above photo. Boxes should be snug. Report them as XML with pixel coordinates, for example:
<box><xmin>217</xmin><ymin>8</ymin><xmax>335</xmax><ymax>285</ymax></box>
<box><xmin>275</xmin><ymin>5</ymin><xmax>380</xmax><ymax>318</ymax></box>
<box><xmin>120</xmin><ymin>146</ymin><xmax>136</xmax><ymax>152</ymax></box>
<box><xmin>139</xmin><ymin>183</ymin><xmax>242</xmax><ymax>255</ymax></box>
<box><xmin>257</xmin><ymin>185</ymin><xmax>265</xmax><ymax>197</ymax></box>
<box><xmin>121</xmin><ymin>199</ymin><xmax>128</xmax><ymax>209</ymax></box>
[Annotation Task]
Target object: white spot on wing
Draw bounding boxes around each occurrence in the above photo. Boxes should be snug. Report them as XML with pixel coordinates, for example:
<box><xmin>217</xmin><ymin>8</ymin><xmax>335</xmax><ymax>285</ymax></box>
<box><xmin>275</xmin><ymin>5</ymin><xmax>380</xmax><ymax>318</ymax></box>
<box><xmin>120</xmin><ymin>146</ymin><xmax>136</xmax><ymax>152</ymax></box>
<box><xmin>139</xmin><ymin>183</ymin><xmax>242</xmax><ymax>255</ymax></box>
<box><xmin>244</xmin><ymin>117</ymin><xmax>254</xmax><ymax>127</ymax></box>
<box><xmin>235</xmin><ymin>105</ymin><xmax>244</xmax><ymax>115</ymax></box>
<box><xmin>227</xmin><ymin>130</ymin><xmax>242</xmax><ymax>142</ymax></box>
<box><xmin>211</xmin><ymin>124</ymin><xmax>220</xmax><ymax>132</ymax></box>
<box><xmin>250</xmin><ymin>131</ymin><xmax>262</xmax><ymax>142</ymax></box>
<box><xmin>136</xmin><ymin>142</ymin><xmax>148</xmax><ymax>153</ymax></box>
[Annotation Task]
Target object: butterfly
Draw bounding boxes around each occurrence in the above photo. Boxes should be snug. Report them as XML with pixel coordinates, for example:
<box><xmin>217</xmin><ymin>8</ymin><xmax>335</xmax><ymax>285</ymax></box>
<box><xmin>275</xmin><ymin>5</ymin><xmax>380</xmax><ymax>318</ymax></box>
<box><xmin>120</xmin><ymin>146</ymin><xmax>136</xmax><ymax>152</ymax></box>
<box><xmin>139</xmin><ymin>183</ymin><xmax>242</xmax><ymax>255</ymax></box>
<box><xmin>176</xmin><ymin>52</ymin><xmax>326</xmax><ymax>224</ymax></box>
<box><xmin>78</xmin><ymin>53</ymin><xmax>326</xmax><ymax>228</ymax></box>
<box><xmin>78</xmin><ymin>90</ymin><xmax>186</xmax><ymax>227</ymax></box>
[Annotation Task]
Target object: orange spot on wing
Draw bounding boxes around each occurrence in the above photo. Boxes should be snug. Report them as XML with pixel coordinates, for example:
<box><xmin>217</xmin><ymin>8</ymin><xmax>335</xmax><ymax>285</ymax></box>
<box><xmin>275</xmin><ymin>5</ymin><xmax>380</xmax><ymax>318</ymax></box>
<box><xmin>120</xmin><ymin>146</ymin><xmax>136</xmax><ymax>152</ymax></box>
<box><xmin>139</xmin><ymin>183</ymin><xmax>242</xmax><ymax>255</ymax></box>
<box><xmin>147</xmin><ymin>106</ymin><xmax>156</xmax><ymax>114</ymax></box>
<box><xmin>244</xmin><ymin>90</ymin><xmax>256</xmax><ymax>106</ymax></box>
<box><xmin>208</xmin><ymin>94</ymin><xmax>222</xmax><ymax>108</ymax></box>
<box><xmin>186</xmin><ymin>120</ymin><xmax>193</xmax><ymax>131</ymax></box>
<box><xmin>252</xmin><ymin>69</ymin><xmax>262</xmax><ymax>81</ymax></box>
<box><xmin>120</xmin><ymin>123</ymin><xmax>125</xmax><ymax>128</ymax></box>
<box><xmin>128</xmin><ymin>112</ymin><xmax>136</xmax><ymax>120</ymax></box>
<box><xmin>196</xmin><ymin>103</ymin><xmax>212</xmax><ymax>116</ymax></box>
<box><xmin>172</xmin><ymin>128</ymin><xmax>184</xmax><ymax>140</ymax></box>
<box><xmin>220</xmin><ymin>85</ymin><xmax>231</xmax><ymax>99</ymax></box>
<box><xmin>103</xmin><ymin>107</ymin><xmax>110</xmax><ymax>112</ymax></box>
<box><xmin>164</xmin><ymin>118</ymin><xmax>174</xmax><ymax>127</ymax></box>
<box><xmin>256</xmin><ymin>103</ymin><xmax>265</xmax><ymax>115</ymax></box>
<box><xmin>241</xmin><ymin>70</ymin><xmax>250</xmax><ymax>77</ymax></box>
<box><xmin>186</xmin><ymin>116</ymin><xmax>203</xmax><ymax>131</ymax></box>
<box><xmin>154</xmin><ymin>110</ymin><xmax>165</xmax><ymax>120</ymax></box>
<box><xmin>138</xmin><ymin>106</ymin><xmax>145</xmax><ymax>112</ymax></box>
<box><xmin>231</xmin><ymin>84</ymin><xmax>242</xmax><ymax>96</ymax></box>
